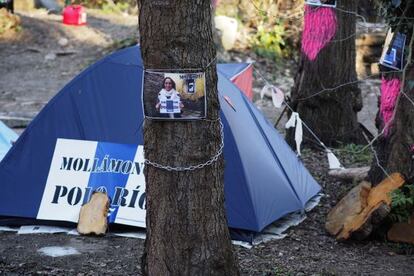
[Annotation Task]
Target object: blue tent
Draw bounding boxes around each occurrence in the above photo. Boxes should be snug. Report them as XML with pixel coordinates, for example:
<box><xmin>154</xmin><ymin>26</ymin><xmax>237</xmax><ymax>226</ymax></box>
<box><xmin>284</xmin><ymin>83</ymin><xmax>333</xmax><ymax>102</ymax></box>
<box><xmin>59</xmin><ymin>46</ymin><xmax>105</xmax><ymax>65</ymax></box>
<box><xmin>0</xmin><ymin>46</ymin><xmax>320</xmax><ymax>241</ymax></box>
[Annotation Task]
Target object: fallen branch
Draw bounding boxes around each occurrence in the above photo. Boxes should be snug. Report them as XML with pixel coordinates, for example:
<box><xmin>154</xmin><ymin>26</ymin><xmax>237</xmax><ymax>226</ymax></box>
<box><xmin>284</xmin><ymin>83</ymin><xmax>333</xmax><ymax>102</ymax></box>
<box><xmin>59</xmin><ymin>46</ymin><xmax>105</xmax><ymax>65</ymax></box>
<box><xmin>328</xmin><ymin>166</ymin><xmax>370</xmax><ymax>182</ymax></box>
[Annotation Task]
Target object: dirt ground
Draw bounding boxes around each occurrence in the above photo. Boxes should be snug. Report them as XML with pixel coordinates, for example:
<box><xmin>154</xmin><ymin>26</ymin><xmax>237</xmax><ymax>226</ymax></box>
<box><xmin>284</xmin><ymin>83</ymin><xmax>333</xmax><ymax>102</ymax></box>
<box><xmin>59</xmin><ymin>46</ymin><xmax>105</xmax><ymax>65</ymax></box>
<box><xmin>1</xmin><ymin>8</ymin><xmax>414</xmax><ymax>276</ymax></box>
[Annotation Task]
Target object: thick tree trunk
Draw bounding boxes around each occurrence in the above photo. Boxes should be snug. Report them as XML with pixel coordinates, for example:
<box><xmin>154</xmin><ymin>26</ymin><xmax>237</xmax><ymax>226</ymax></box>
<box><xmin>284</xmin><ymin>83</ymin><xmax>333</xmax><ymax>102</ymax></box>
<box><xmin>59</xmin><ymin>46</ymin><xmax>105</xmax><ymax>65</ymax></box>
<box><xmin>369</xmin><ymin>66</ymin><xmax>414</xmax><ymax>185</ymax></box>
<box><xmin>138</xmin><ymin>1</ymin><xmax>239</xmax><ymax>275</ymax></box>
<box><xmin>368</xmin><ymin>3</ymin><xmax>414</xmax><ymax>186</ymax></box>
<box><xmin>287</xmin><ymin>0</ymin><xmax>364</xmax><ymax>147</ymax></box>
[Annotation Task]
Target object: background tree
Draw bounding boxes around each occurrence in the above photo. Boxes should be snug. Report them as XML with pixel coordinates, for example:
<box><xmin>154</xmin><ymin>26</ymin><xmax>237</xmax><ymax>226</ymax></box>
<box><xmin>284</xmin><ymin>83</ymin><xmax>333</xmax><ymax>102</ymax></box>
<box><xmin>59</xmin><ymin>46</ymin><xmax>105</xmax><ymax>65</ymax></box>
<box><xmin>287</xmin><ymin>0</ymin><xmax>365</xmax><ymax>147</ymax></box>
<box><xmin>137</xmin><ymin>1</ymin><xmax>239</xmax><ymax>275</ymax></box>
<box><xmin>369</xmin><ymin>0</ymin><xmax>414</xmax><ymax>185</ymax></box>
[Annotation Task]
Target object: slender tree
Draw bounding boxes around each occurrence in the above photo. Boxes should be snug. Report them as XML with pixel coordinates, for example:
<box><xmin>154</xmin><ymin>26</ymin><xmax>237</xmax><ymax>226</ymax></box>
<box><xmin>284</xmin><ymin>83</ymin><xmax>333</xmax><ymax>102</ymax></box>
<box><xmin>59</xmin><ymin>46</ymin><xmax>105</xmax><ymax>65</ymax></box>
<box><xmin>287</xmin><ymin>0</ymin><xmax>365</xmax><ymax>147</ymax></box>
<box><xmin>137</xmin><ymin>1</ymin><xmax>239</xmax><ymax>275</ymax></box>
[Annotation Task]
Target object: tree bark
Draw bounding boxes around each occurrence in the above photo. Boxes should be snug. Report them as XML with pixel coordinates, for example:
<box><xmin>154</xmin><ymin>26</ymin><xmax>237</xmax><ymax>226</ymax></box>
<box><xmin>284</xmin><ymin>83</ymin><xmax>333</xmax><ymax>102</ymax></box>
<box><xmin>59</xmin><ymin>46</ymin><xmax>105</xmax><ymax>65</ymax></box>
<box><xmin>368</xmin><ymin>68</ymin><xmax>414</xmax><ymax>185</ymax></box>
<box><xmin>368</xmin><ymin>2</ymin><xmax>414</xmax><ymax>186</ymax></box>
<box><xmin>138</xmin><ymin>1</ymin><xmax>239</xmax><ymax>275</ymax></box>
<box><xmin>287</xmin><ymin>0</ymin><xmax>364</xmax><ymax>147</ymax></box>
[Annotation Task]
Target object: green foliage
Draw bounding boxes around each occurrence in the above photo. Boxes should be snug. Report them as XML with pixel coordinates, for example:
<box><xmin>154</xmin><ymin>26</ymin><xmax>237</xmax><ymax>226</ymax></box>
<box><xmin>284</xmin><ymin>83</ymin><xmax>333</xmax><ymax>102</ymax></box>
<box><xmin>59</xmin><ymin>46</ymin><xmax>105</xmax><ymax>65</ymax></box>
<box><xmin>100</xmin><ymin>1</ymin><xmax>129</xmax><ymax>14</ymax></box>
<box><xmin>72</xmin><ymin>0</ymin><xmax>135</xmax><ymax>14</ymax></box>
<box><xmin>0</xmin><ymin>9</ymin><xmax>21</xmax><ymax>35</ymax></box>
<box><xmin>390</xmin><ymin>184</ymin><xmax>414</xmax><ymax>223</ymax></box>
<box><xmin>216</xmin><ymin>0</ymin><xmax>297</xmax><ymax>59</ymax></box>
<box><xmin>251</xmin><ymin>23</ymin><xmax>286</xmax><ymax>61</ymax></box>
<box><xmin>334</xmin><ymin>143</ymin><xmax>373</xmax><ymax>166</ymax></box>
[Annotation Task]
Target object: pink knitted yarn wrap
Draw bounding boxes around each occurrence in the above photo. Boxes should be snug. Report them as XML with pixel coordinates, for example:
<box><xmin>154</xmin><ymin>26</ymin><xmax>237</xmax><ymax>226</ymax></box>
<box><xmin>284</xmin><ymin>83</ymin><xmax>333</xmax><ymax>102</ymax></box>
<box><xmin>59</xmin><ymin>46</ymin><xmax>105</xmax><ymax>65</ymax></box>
<box><xmin>380</xmin><ymin>77</ymin><xmax>401</xmax><ymax>136</ymax></box>
<box><xmin>301</xmin><ymin>6</ymin><xmax>337</xmax><ymax>61</ymax></box>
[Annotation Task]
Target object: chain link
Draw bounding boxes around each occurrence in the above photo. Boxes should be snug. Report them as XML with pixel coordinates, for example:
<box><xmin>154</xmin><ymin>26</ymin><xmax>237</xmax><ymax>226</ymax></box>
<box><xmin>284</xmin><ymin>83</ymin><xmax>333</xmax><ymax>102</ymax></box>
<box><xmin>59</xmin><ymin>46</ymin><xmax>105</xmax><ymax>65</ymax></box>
<box><xmin>144</xmin><ymin>119</ymin><xmax>224</xmax><ymax>172</ymax></box>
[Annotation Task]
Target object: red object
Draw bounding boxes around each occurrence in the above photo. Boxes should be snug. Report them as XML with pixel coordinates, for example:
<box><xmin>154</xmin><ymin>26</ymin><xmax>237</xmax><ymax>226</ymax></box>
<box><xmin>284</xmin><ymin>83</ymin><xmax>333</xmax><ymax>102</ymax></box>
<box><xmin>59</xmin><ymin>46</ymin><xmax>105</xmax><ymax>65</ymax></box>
<box><xmin>62</xmin><ymin>5</ymin><xmax>87</xmax><ymax>26</ymax></box>
<box><xmin>231</xmin><ymin>64</ymin><xmax>253</xmax><ymax>101</ymax></box>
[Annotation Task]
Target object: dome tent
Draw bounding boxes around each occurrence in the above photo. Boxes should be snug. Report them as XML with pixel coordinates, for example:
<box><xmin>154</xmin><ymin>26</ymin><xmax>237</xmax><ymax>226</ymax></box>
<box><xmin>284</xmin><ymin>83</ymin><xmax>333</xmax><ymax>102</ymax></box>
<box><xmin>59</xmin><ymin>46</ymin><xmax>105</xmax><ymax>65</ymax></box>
<box><xmin>0</xmin><ymin>46</ymin><xmax>320</xmax><ymax>242</ymax></box>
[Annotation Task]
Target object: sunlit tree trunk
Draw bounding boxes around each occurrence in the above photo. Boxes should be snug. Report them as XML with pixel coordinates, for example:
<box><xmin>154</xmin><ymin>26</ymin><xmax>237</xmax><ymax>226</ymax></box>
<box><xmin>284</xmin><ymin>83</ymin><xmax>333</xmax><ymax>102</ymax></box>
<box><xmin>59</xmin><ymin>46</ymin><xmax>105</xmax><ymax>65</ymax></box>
<box><xmin>137</xmin><ymin>1</ymin><xmax>239</xmax><ymax>275</ymax></box>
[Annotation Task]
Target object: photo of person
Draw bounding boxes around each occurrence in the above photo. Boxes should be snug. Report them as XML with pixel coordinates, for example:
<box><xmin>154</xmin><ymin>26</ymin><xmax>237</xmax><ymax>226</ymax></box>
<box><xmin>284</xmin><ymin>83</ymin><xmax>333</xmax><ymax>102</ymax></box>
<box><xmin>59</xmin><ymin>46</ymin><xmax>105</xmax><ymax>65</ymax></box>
<box><xmin>143</xmin><ymin>72</ymin><xmax>206</xmax><ymax>120</ymax></box>
<box><xmin>305</xmin><ymin>0</ymin><xmax>336</xmax><ymax>7</ymax></box>
<box><xmin>155</xmin><ymin>77</ymin><xmax>184</xmax><ymax>118</ymax></box>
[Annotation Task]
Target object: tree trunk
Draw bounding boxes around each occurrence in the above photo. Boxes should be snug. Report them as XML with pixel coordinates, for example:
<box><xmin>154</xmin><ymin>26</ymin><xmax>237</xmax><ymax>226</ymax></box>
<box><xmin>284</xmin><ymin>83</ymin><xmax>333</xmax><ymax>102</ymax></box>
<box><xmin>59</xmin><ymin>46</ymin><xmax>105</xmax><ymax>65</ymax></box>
<box><xmin>138</xmin><ymin>1</ymin><xmax>239</xmax><ymax>275</ymax></box>
<box><xmin>287</xmin><ymin>0</ymin><xmax>364</xmax><ymax>147</ymax></box>
<box><xmin>368</xmin><ymin>2</ymin><xmax>414</xmax><ymax>186</ymax></box>
<box><xmin>368</xmin><ymin>67</ymin><xmax>414</xmax><ymax>185</ymax></box>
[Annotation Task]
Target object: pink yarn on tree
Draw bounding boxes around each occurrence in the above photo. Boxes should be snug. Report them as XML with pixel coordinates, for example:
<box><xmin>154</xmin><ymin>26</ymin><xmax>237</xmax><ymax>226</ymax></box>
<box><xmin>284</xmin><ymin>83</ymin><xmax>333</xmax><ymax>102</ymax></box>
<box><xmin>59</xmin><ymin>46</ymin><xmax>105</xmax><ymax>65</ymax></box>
<box><xmin>380</xmin><ymin>77</ymin><xmax>401</xmax><ymax>136</ymax></box>
<box><xmin>301</xmin><ymin>6</ymin><xmax>337</xmax><ymax>61</ymax></box>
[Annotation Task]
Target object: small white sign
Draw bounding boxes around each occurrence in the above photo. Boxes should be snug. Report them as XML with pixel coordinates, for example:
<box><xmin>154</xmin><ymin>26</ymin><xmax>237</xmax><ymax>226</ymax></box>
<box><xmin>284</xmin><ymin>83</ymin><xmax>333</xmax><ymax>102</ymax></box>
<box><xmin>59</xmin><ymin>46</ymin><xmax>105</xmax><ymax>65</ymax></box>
<box><xmin>159</xmin><ymin>99</ymin><xmax>181</xmax><ymax>114</ymax></box>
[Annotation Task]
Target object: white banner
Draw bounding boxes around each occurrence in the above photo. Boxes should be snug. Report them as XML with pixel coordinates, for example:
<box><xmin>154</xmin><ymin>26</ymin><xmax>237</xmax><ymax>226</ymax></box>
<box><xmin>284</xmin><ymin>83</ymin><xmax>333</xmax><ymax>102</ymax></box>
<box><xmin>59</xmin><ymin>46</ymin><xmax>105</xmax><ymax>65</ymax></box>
<box><xmin>37</xmin><ymin>139</ymin><xmax>146</xmax><ymax>228</ymax></box>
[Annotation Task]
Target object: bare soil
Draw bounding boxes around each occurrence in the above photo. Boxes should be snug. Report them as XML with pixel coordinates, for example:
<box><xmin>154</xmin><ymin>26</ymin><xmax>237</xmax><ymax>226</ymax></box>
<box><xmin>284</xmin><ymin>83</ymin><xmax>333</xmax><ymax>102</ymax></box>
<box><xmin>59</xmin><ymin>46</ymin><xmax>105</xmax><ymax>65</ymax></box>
<box><xmin>0</xmin><ymin>8</ymin><xmax>413</xmax><ymax>276</ymax></box>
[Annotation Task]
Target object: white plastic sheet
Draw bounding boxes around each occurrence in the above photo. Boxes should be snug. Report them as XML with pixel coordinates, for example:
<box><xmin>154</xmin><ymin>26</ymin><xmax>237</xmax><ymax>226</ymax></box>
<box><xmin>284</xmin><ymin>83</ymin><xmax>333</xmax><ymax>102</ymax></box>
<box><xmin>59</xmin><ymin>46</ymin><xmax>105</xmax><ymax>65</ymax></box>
<box><xmin>285</xmin><ymin>112</ymin><xmax>303</xmax><ymax>156</ymax></box>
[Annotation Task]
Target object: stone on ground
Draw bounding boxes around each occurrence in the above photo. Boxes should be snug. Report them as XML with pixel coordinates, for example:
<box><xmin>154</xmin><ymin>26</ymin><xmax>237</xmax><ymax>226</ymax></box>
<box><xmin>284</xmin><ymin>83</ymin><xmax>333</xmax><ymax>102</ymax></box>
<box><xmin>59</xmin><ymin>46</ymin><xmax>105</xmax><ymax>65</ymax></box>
<box><xmin>388</xmin><ymin>214</ymin><xmax>414</xmax><ymax>245</ymax></box>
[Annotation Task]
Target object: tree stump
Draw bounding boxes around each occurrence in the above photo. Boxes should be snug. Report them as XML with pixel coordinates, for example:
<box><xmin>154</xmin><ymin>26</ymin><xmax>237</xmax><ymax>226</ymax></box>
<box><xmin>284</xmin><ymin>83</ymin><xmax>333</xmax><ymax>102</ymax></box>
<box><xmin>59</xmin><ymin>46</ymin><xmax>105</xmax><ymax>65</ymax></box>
<box><xmin>326</xmin><ymin>173</ymin><xmax>405</xmax><ymax>241</ymax></box>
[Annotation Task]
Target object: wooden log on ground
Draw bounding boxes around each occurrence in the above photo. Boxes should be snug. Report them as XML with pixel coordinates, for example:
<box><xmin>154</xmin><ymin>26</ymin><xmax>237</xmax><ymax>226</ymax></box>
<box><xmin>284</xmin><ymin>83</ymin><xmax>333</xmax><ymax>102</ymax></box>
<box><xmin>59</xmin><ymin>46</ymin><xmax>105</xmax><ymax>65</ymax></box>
<box><xmin>328</xmin><ymin>167</ymin><xmax>370</xmax><ymax>182</ymax></box>
<box><xmin>325</xmin><ymin>181</ymin><xmax>371</xmax><ymax>238</ymax></box>
<box><xmin>77</xmin><ymin>192</ymin><xmax>109</xmax><ymax>235</ymax></box>
<box><xmin>326</xmin><ymin>173</ymin><xmax>405</xmax><ymax>241</ymax></box>
<box><xmin>388</xmin><ymin>214</ymin><xmax>414</xmax><ymax>245</ymax></box>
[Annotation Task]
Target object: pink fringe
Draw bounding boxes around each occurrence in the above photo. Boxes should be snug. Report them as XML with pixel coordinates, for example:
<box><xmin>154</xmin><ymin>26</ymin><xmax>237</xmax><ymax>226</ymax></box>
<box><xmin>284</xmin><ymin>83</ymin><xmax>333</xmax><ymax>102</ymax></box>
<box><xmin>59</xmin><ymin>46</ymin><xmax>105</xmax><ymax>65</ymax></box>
<box><xmin>380</xmin><ymin>77</ymin><xmax>401</xmax><ymax>136</ymax></box>
<box><xmin>301</xmin><ymin>6</ymin><xmax>337</xmax><ymax>61</ymax></box>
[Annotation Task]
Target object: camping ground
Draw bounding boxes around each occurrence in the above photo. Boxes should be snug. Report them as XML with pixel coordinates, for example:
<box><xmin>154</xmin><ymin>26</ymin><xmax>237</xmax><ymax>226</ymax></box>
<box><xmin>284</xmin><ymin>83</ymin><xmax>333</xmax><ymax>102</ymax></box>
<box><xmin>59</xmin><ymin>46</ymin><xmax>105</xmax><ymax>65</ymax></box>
<box><xmin>0</xmin><ymin>7</ymin><xmax>414</xmax><ymax>276</ymax></box>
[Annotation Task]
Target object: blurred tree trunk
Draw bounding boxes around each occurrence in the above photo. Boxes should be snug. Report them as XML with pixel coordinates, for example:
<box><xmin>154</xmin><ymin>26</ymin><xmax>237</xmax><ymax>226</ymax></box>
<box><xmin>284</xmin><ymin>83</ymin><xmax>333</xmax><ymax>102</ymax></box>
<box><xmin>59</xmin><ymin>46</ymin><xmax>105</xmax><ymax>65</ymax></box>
<box><xmin>368</xmin><ymin>2</ymin><xmax>414</xmax><ymax>185</ymax></box>
<box><xmin>287</xmin><ymin>0</ymin><xmax>365</xmax><ymax>147</ymax></box>
<box><xmin>137</xmin><ymin>1</ymin><xmax>239</xmax><ymax>275</ymax></box>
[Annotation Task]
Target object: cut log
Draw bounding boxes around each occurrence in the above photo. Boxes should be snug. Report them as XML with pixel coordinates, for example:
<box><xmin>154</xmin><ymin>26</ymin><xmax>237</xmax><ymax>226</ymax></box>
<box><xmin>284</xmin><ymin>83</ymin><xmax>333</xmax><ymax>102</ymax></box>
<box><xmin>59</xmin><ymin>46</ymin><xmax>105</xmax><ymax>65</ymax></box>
<box><xmin>326</xmin><ymin>173</ymin><xmax>405</xmax><ymax>241</ymax></box>
<box><xmin>388</xmin><ymin>214</ymin><xmax>414</xmax><ymax>245</ymax></box>
<box><xmin>328</xmin><ymin>167</ymin><xmax>370</xmax><ymax>182</ymax></box>
<box><xmin>77</xmin><ymin>192</ymin><xmax>109</xmax><ymax>235</ymax></box>
<box><xmin>325</xmin><ymin>181</ymin><xmax>371</xmax><ymax>237</ymax></box>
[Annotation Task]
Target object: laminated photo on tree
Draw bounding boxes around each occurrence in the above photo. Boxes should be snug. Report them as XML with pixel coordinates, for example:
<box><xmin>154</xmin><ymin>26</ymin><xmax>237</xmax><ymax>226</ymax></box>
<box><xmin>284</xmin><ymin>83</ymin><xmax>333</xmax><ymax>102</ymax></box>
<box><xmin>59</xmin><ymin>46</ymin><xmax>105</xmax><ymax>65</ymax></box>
<box><xmin>305</xmin><ymin>0</ymin><xmax>336</xmax><ymax>8</ymax></box>
<box><xmin>379</xmin><ymin>29</ymin><xmax>406</xmax><ymax>71</ymax></box>
<box><xmin>142</xmin><ymin>71</ymin><xmax>206</xmax><ymax>120</ymax></box>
